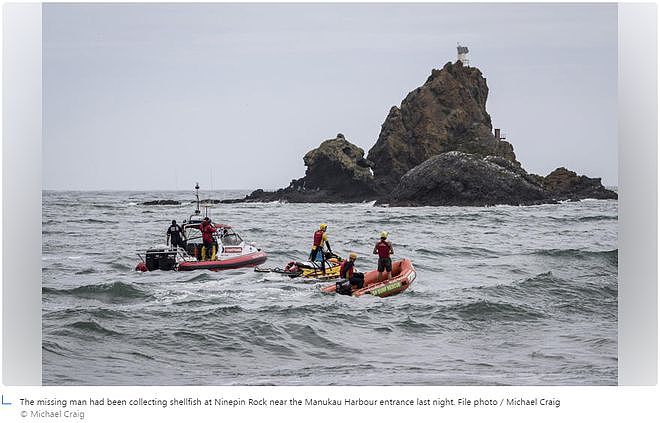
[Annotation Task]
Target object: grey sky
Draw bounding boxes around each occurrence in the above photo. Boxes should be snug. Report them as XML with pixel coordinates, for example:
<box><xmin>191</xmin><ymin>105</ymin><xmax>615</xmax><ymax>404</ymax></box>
<box><xmin>43</xmin><ymin>3</ymin><xmax>618</xmax><ymax>190</ymax></box>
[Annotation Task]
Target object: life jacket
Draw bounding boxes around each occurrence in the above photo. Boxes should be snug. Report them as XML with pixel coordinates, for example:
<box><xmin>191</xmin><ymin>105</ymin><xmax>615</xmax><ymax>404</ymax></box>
<box><xmin>339</xmin><ymin>260</ymin><xmax>354</xmax><ymax>279</ymax></box>
<box><xmin>169</xmin><ymin>225</ymin><xmax>181</xmax><ymax>238</ymax></box>
<box><xmin>376</xmin><ymin>240</ymin><xmax>391</xmax><ymax>258</ymax></box>
<box><xmin>313</xmin><ymin>230</ymin><xmax>325</xmax><ymax>247</ymax></box>
<box><xmin>284</xmin><ymin>261</ymin><xmax>299</xmax><ymax>273</ymax></box>
<box><xmin>201</xmin><ymin>223</ymin><xmax>216</xmax><ymax>243</ymax></box>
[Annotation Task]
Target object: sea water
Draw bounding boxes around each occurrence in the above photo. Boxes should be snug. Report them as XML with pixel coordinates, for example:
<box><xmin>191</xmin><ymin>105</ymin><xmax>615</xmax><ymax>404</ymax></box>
<box><xmin>42</xmin><ymin>190</ymin><xmax>617</xmax><ymax>385</ymax></box>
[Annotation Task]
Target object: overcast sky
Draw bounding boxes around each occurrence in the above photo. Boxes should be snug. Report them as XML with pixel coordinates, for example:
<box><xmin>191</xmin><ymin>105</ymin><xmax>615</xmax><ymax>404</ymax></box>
<box><xmin>43</xmin><ymin>3</ymin><xmax>618</xmax><ymax>190</ymax></box>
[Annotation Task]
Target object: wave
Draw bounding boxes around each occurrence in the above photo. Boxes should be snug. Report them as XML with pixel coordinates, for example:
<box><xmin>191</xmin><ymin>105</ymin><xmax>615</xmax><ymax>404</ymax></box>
<box><xmin>254</xmin><ymin>303</ymin><xmax>356</xmax><ymax>318</ymax></box>
<box><xmin>42</xmin><ymin>340</ymin><xmax>70</xmax><ymax>357</ymax></box>
<box><xmin>43</xmin><ymin>307</ymin><xmax>129</xmax><ymax>320</ymax></box>
<box><xmin>129</xmin><ymin>351</ymin><xmax>155</xmax><ymax>360</ymax></box>
<box><xmin>363</xmin><ymin>215</ymin><xmax>441</xmax><ymax>225</ymax></box>
<box><xmin>577</xmin><ymin>215</ymin><xmax>618</xmax><ymax>222</ymax></box>
<box><xmin>67</xmin><ymin>218</ymin><xmax>117</xmax><ymax>224</ymax></box>
<box><xmin>444</xmin><ymin>300</ymin><xmax>545</xmax><ymax>321</ymax></box>
<box><xmin>42</xmin><ymin>230</ymin><xmax>68</xmax><ymax>235</ymax></box>
<box><xmin>108</xmin><ymin>262</ymin><xmax>134</xmax><ymax>271</ymax></box>
<box><xmin>394</xmin><ymin>316</ymin><xmax>437</xmax><ymax>332</ymax></box>
<box><xmin>43</xmin><ymin>282</ymin><xmax>150</xmax><ymax>301</ymax></box>
<box><xmin>471</xmin><ymin>271</ymin><xmax>617</xmax><ymax>317</ymax></box>
<box><xmin>237</xmin><ymin>322</ymin><xmax>297</xmax><ymax>356</ymax></box>
<box><xmin>88</xmin><ymin>204</ymin><xmax>120</xmax><ymax>210</ymax></box>
<box><xmin>416</xmin><ymin>246</ymin><xmax>500</xmax><ymax>258</ymax></box>
<box><xmin>66</xmin><ymin>320</ymin><xmax>122</xmax><ymax>336</ymax></box>
<box><xmin>173</xmin><ymin>330</ymin><xmax>209</xmax><ymax>342</ymax></box>
<box><xmin>182</xmin><ymin>273</ymin><xmax>216</xmax><ymax>283</ymax></box>
<box><xmin>197</xmin><ymin>305</ymin><xmax>246</xmax><ymax>317</ymax></box>
<box><xmin>547</xmin><ymin>215</ymin><xmax>617</xmax><ymax>223</ymax></box>
<box><xmin>283</xmin><ymin>323</ymin><xmax>356</xmax><ymax>352</ymax></box>
<box><xmin>530</xmin><ymin>249</ymin><xmax>617</xmax><ymax>264</ymax></box>
<box><xmin>530</xmin><ymin>351</ymin><xmax>567</xmax><ymax>360</ymax></box>
<box><xmin>75</xmin><ymin>267</ymin><xmax>97</xmax><ymax>275</ymax></box>
<box><xmin>414</xmin><ymin>248</ymin><xmax>446</xmax><ymax>257</ymax></box>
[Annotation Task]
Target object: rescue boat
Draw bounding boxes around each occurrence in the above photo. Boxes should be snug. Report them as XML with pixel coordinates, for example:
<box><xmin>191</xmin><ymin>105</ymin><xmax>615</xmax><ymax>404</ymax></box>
<box><xmin>135</xmin><ymin>184</ymin><xmax>267</xmax><ymax>272</ymax></box>
<box><xmin>321</xmin><ymin>258</ymin><xmax>416</xmax><ymax>297</ymax></box>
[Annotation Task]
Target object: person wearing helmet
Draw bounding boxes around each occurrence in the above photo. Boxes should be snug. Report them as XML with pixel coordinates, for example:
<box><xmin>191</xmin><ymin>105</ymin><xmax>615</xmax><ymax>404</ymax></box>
<box><xmin>336</xmin><ymin>252</ymin><xmax>364</xmax><ymax>295</ymax></box>
<box><xmin>373</xmin><ymin>231</ymin><xmax>394</xmax><ymax>282</ymax></box>
<box><xmin>200</xmin><ymin>217</ymin><xmax>217</xmax><ymax>261</ymax></box>
<box><xmin>309</xmin><ymin>223</ymin><xmax>333</xmax><ymax>274</ymax></box>
<box><xmin>166</xmin><ymin>219</ymin><xmax>186</xmax><ymax>250</ymax></box>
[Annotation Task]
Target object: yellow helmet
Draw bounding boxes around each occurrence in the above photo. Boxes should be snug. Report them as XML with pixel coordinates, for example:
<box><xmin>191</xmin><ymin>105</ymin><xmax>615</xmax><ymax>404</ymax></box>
<box><xmin>320</xmin><ymin>223</ymin><xmax>328</xmax><ymax>230</ymax></box>
<box><xmin>349</xmin><ymin>252</ymin><xmax>358</xmax><ymax>260</ymax></box>
<box><xmin>380</xmin><ymin>231</ymin><xmax>388</xmax><ymax>239</ymax></box>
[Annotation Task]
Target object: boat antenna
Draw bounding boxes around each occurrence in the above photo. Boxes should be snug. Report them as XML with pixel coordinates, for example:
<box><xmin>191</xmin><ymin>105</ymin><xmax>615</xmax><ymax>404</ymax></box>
<box><xmin>194</xmin><ymin>182</ymin><xmax>200</xmax><ymax>215</ymax></box>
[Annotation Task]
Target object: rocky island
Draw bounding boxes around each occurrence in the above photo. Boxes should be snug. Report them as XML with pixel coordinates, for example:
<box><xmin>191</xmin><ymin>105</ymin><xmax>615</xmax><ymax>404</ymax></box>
<box><xmin>225</xmin><ymin>60</ymin><xmax>617</xmax><ymax>207</ymax></box>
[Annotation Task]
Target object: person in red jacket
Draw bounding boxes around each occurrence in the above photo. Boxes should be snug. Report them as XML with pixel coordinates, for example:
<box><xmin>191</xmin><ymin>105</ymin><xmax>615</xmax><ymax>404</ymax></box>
<box><xmin>200</xmin><ymin>217</ymin><xmax>217</xmax><ymax>261</ymax></box>
<box><xmin>373</xmin><ymin>231</ymin><xmax>394</xmax><ymax>282</ymax></box>
<box><xmin>336</xmin><ymin>252</ymin><xmax>363</xmax><ymax>295</ymax></box>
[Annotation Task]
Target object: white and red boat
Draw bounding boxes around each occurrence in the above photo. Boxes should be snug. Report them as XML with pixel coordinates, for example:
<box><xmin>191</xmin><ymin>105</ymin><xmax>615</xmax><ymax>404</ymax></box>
<box><xmin>135</xmin><ymin>184</ymin><xmax>267</xmax><ymax>272</ymax></box>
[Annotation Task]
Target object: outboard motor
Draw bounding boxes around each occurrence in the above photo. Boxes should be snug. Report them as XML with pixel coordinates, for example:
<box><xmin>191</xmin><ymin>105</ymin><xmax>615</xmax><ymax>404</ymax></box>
<box><xmin>145</xmin><ymin>248</ymin><xmax>177</xmax><ymax>271</ymax></box>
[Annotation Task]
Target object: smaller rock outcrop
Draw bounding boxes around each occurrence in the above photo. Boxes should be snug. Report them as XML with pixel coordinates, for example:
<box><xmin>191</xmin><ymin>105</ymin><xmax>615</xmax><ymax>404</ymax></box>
<box><xmin>142</xmin><ymin>200</ymin><xmax>181</xmax><ymax>206</ymax></box>
<box><xmin>542</xmin><ymin>167</ymin><xmax>618</xmax><ymax>201</ymax></box>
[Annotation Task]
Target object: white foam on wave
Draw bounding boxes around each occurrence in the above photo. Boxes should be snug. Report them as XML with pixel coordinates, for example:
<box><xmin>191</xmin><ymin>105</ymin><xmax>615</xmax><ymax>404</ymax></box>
<box><xmin>42</xmin><ymin>255</ymin><xmax>82</xmax><ymax>261</ymax></box>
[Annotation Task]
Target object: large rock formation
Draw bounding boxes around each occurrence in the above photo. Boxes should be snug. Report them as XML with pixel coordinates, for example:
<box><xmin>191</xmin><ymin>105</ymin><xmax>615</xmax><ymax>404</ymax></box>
<box><xmin>223</xmin><ymin>60</ymin><xmax>617</xmax><ymax>206</ymax></box>
<box><xmin>367</xmin><ymin>61</ymin><xmax>518</xmax><ymax>189</ymax></box>
<box><xmin>227</xmin><ymin>134</ymin><xmax>379</xmax><ymax>203</ymax></box>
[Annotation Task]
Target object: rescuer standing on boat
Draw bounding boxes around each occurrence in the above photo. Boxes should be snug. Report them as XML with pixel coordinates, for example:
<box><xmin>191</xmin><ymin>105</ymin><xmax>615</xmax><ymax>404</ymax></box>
<box><xmin>310</xmin><ymin>223</ymin><xmax>333</xmax><ymax>274</ymax></box>
<box><xmin>166</xmin><ymin>220</ymin><xmax>186</xmax><ymax>250</ymax></box>
<box><xmin>373</xmin><ymin>231</ymin><xmax>394</xmax><ymax>282</ymax></box>
<box><xmin>200</xmin><ymin>217</ymin><xmax>217</xmax><ymax>261</ymax></box>
<box><xmin>336</xmin><ymin>252</ymin><xmax>364</xmax><ymax>295</ymax></box>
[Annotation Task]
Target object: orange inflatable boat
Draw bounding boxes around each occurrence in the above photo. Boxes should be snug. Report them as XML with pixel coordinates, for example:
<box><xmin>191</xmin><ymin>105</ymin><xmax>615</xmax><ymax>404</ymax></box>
<box><xmin>321</xmin><ymin>258</ymin><xmax>416</xmax><ymax>298</ymax></box>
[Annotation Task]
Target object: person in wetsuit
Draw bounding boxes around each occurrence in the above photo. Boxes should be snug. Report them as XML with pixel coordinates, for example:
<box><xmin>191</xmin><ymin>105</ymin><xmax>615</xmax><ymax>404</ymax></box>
<box><xmin>336</xmin><ymin>252</ymin><xmax>364</xmax><ymax>295</ymax></box>
<box><xmin>309</xmin><ymin>223</ymin><xmax>333</xmax><ymax>274</ymax></box>
<box><xmin>373</xmin><ymin>231</ymin><xmax>394</xmax><ymax>282</ymax></box>
<box><xmin>166</xmin><ymin>220</ymin><xmax>186</xmax><ymax>250</ymax></box>
<box><xmin>200</xmin><ymin>217</ymin><xmax>217</xmax><ymax>261</ymax></box>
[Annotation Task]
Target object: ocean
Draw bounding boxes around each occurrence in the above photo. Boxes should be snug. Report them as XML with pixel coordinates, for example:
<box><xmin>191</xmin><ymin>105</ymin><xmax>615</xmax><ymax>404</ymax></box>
<box><xmin>42</xmin><ymin>190</ymin><xmax>618</xmax><ymax>385</ymax></box>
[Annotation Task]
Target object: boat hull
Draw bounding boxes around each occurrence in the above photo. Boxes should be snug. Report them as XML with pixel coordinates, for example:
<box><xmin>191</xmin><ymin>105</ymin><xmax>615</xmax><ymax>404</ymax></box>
<box><xmin>321</xmin><ymin>258</ymin><xmax>416</xmax><ymax>297</ymax></box>
<box><xmin>177</xmin><ymin>251</ymin><xmax>267</xmax><ymax>271</ymax></box>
